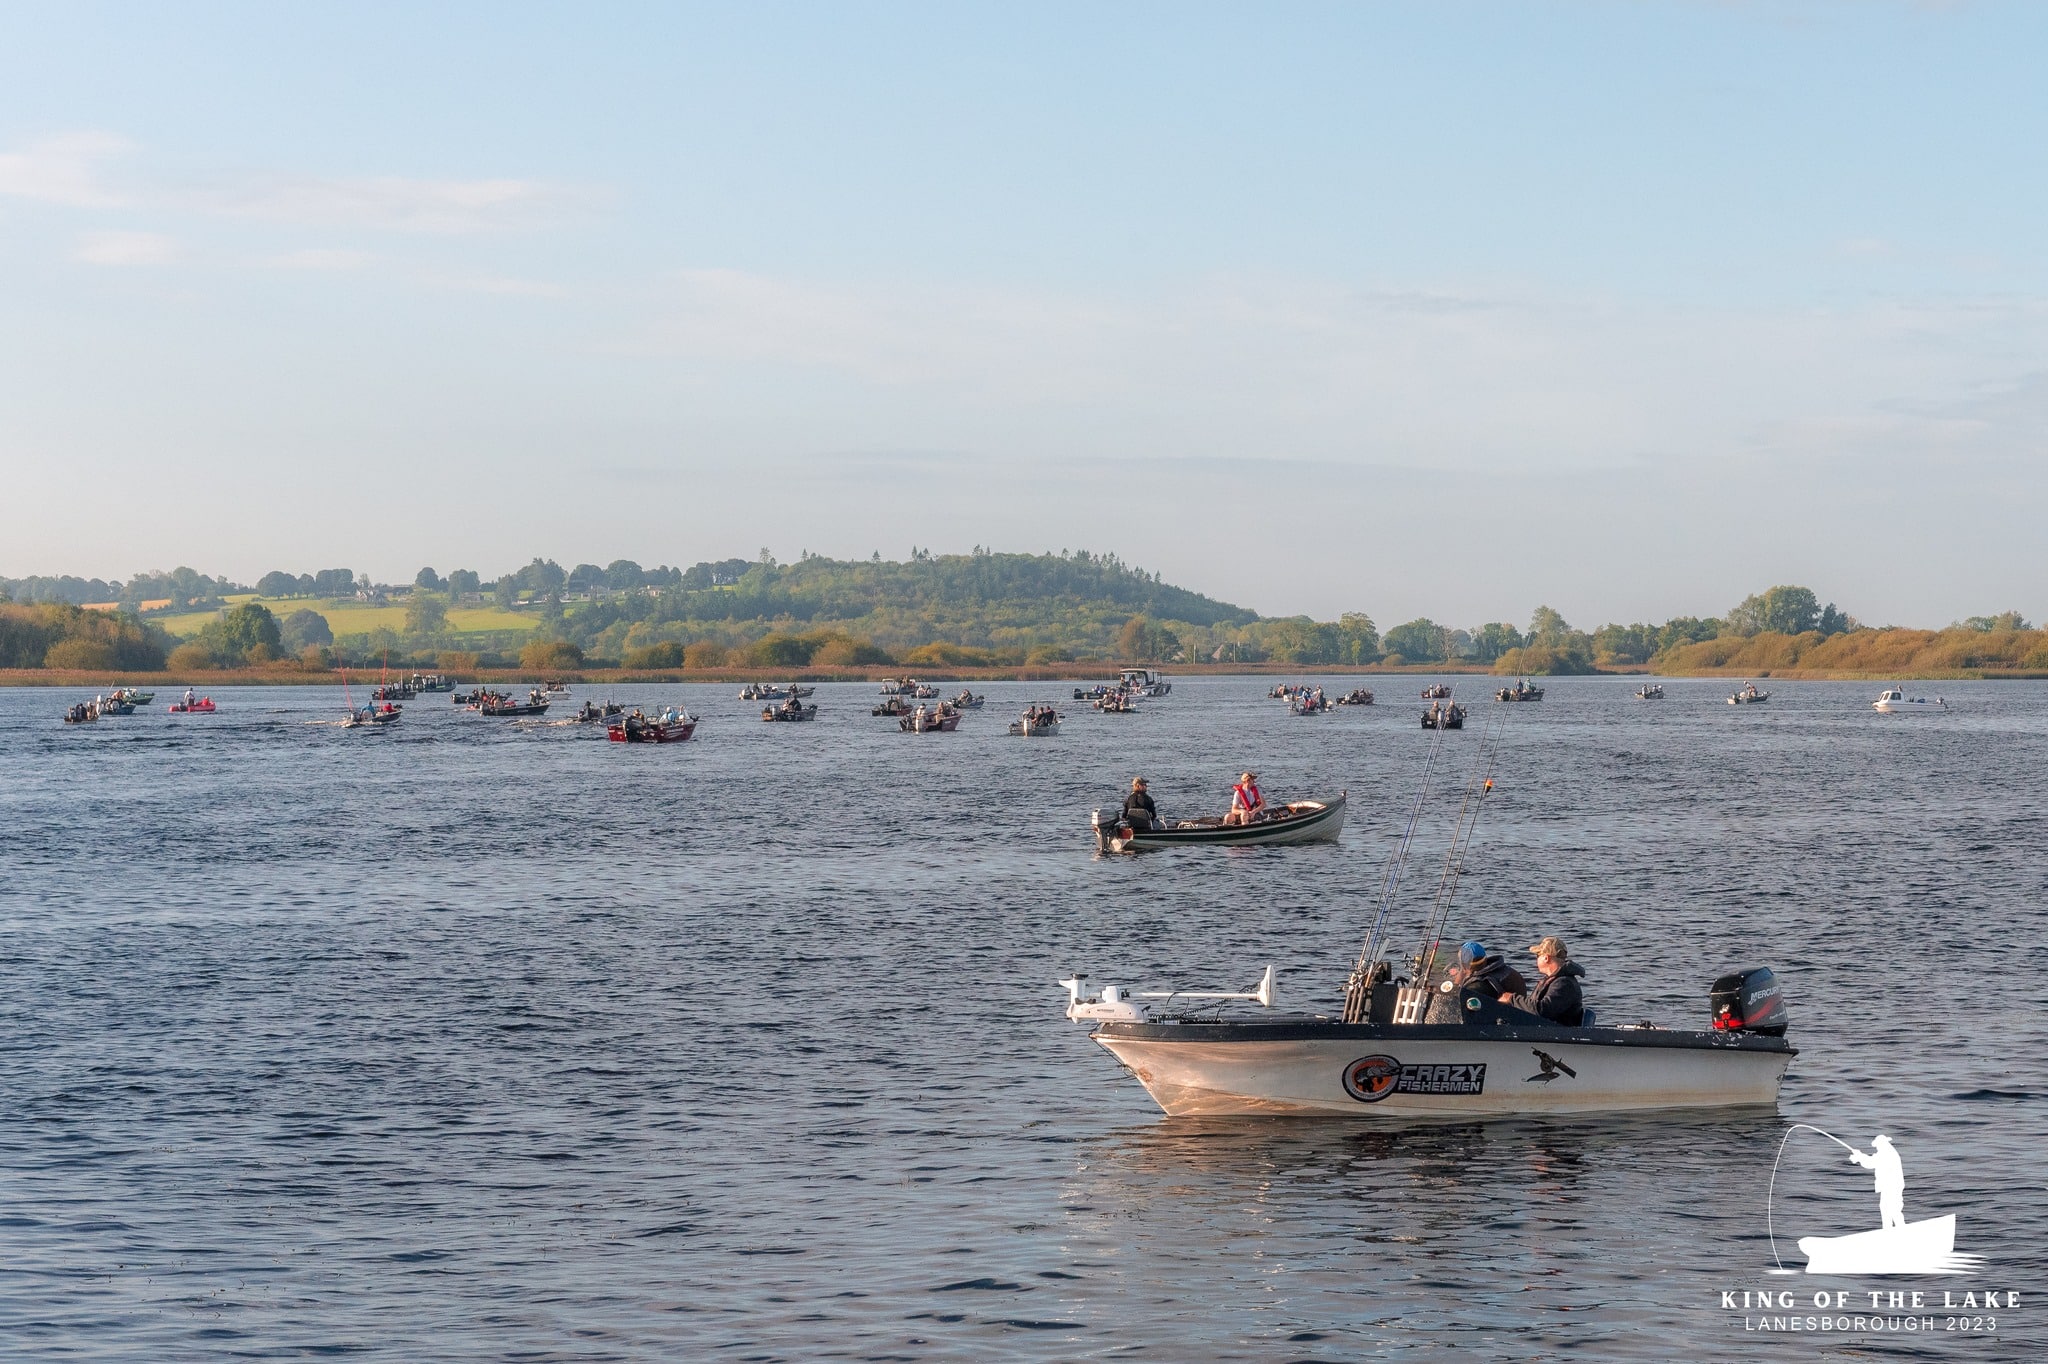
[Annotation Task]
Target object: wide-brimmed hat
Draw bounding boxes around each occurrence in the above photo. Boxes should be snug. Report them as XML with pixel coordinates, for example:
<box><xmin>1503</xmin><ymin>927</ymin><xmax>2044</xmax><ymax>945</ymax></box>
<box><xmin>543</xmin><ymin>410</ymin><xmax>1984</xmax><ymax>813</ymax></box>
<box><xmin>1528</xmin><ymin>936</ymin><xmax>1569</xmax><ymax>961</ymax></box>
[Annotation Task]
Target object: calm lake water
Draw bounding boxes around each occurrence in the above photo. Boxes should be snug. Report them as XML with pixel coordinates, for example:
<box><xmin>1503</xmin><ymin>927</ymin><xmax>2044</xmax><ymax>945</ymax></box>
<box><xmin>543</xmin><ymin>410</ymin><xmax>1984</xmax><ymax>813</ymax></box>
<box><xmin>2</xmin><ymin>677</ymin><xmax>2043</xmax><ymax>1360</ymax></box>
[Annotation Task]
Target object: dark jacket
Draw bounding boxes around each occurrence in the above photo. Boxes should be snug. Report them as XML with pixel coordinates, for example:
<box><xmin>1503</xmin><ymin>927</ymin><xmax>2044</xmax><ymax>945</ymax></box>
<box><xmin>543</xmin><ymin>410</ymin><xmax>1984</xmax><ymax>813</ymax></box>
<box><xmin>1507</xmin><ymin>961</ymin><xmax>1586</xmax><ymax>1026</ymax></box>
<box><xmin>1461</xmin><ymin>953</ymin><xmax>1529</xmax><ymax>1001</ymax></box>
<box><xmin>1123</xmin><ymin>789</ymin><xmax>1158</xmax><ymax>828</ymax></box>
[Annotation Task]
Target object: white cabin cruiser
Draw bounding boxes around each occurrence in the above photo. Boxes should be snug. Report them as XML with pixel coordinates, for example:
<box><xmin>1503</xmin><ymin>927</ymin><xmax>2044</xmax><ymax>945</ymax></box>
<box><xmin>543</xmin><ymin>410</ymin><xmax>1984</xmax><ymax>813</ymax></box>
<box><xmin>1118</xmin><ymin>667</ymin><xmax>1172</xmax><ymax>697</ymax></box>
<box><xmin>1873</xmin><ymin>686</ymin><xmax>1945</xmax><ymax>713</ymax></box>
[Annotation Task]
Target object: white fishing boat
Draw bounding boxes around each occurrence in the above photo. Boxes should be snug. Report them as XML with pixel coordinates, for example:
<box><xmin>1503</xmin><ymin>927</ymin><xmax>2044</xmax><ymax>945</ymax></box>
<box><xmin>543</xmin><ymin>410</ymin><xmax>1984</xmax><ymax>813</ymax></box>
<box><xmin>1091</xmin><ymin>793</ymin><xmax>1347</xmax><ymax>853</ymax></box>
<box><xmin>1872</xmin><ymin>686</ymin><xmax>1945</xmax><ymax>713</ymax></box>
<box><xmin>1068</xmin><ymin>998</ymin><xmax>1793</xmax><ymax>1117</ymax></box>
<box><xmin>1635</xmin><ymin>684</ymin><xmax>1663</xmax><ymax>700</ymax></box>
<box><xmin>1060</xmin><ymin>717</ymin><xmax>1795</xmax><ymax>1117</ymax></box>
<box><xmin>1118</xmin><ymin>667</ymin><xmax>1172</xmax><ymax>697</ymax></box>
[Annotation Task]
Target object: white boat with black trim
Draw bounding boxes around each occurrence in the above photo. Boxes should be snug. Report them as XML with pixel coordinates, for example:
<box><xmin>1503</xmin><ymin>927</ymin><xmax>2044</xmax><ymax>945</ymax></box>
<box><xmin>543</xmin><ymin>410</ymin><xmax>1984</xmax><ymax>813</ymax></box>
<box><xmin>1061</xmin><ymin>965</ymin><xmax>1794</xmax><ymax>1119</ymax></box>
<box><xmin>1872</xmin><ymin>686</ymin><xmax>1945</xmax><ymax>713</ymax></box>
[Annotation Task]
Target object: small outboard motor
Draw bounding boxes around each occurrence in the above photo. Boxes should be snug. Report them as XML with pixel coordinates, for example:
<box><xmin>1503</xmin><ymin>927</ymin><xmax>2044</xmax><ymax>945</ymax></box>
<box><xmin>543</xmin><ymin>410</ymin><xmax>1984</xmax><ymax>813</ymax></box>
<box><xmin>1710</xmin><ymin>967</ymin><xmax>1788</xmax><ymax>1036</ymax></box>
<box><xmin>1089</xmin><ymin>807</ymin><xmax>1131</xmax><ymax>851</ymax></box>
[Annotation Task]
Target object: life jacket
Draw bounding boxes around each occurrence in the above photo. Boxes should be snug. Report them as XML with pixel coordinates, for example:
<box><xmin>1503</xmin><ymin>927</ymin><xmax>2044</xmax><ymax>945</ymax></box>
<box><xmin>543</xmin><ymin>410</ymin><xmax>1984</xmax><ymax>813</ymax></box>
<box><xmin>1232</xmin><ymin>781</ymin><xmax>1263</xmax><ymax>811</ymax></box>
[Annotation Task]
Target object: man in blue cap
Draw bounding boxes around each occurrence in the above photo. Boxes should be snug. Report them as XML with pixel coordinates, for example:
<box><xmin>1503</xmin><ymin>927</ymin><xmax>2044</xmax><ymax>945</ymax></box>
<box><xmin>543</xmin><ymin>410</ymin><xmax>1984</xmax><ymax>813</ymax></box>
<box><xmin>1450</xmin><ymin>940</ymin><xmax>1529</xmax><ymax>1003</ymax></box>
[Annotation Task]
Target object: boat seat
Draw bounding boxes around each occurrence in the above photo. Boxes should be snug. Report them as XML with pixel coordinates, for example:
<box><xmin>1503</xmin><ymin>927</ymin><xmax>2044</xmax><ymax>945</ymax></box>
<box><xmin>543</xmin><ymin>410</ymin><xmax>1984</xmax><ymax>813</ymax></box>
<box><xmin>1580</xmin><ymin>1007</ymin><xmax>1596</xmax><ymax>1027</ymax></box>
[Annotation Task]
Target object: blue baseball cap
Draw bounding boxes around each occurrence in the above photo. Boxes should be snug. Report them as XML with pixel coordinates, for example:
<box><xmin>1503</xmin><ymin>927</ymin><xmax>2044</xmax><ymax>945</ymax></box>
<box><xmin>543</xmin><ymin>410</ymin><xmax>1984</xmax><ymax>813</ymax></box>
<box><xmin>1457</xmin><ymin>941</ymin><xmax>1487</xmax><ymax>967</ymax></box>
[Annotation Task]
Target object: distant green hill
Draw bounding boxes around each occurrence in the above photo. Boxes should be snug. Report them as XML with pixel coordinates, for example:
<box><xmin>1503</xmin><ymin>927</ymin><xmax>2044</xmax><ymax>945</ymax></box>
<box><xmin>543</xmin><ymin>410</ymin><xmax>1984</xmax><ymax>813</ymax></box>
<box><xmin>561</xmin><ymin>549</ymin><xmax>1273</xmax><ymax>666</ymax></box>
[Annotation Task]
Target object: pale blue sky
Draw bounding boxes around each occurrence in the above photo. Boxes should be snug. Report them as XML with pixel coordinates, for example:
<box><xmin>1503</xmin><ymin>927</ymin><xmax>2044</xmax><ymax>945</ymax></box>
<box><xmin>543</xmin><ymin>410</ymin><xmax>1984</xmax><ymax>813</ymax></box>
<box><xmin>2</xmin><ymin>2</ymin><xmax>2043</xmax><ymax>627</ymax></box>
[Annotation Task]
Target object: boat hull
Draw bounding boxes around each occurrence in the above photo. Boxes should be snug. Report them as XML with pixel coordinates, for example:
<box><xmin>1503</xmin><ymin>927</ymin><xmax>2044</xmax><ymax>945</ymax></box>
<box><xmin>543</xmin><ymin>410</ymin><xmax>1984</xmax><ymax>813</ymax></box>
<box><xmin>607</xmin><ymin>720</ymin><xmax>696</xmax><ymax>742</ymax></box>
<box><xmin>1091</xmin><ymin>1019</ymin><xmax>1792</xmax><ymax>1118</ymax></box>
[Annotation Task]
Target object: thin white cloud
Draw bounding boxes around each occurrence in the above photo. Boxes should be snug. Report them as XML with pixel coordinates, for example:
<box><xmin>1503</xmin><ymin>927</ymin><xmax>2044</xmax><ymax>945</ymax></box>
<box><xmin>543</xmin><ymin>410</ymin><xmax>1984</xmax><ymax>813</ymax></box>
<box><xmin>263</xmin><ymin>247</ymin><xmax>374</xmax><ymax>271</ymax></box>
<box><xmin>0</xmin><ymin>132</ymin><xmax>131</xmax><ymax>207</ymax></box>
<box><xmin>71</xmin><ymin>230</ymin><xmax>179</xmax><ymax>266</ymax></box>
<box><xmin>196</xmin><ymin>175</ymin><xmax>593</xmax><ymax>234</ymax></box>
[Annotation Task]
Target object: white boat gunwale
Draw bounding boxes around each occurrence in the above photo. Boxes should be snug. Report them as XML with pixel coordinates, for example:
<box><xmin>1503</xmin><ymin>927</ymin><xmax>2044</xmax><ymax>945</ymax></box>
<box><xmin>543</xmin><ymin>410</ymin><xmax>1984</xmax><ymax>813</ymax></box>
<box><xmin>1091</xmin><ymin>1017</ymin><xmax>1796</xmax><ymax>1055</ymax></box>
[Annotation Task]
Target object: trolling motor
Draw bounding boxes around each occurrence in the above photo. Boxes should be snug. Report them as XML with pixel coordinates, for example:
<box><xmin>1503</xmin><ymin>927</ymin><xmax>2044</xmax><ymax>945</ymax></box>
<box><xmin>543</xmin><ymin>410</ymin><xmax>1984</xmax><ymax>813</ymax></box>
<box><xmin>1711</xmin><ymin>967</ymin><xmax>1789</xmax><ymax>1036</ymax></box>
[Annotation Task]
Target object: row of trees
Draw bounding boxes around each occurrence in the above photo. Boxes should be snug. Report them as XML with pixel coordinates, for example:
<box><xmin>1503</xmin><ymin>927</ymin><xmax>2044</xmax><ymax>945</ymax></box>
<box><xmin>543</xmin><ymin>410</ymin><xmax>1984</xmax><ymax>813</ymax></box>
<box><xmin>0</xmin><ymin>567</ymin><xmax>248</xmax><ymax>610</ymax></box>
<box><xmin>0</xmin><ymin>602</ymin><xmax>170</xmax><ymax>670</ymax></box>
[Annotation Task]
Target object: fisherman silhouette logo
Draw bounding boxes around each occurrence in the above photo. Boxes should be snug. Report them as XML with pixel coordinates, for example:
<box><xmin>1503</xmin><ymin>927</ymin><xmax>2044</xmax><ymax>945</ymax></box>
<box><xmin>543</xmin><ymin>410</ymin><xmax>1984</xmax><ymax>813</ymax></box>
<box><xmin>1526</xmin><ymin>1048</ymin><xmax>1577</xmax><ymax>1083</ymax></box>
<box><xmin>1767</xmin><ymin>1126</ymin><xmax>1984</xmax><ymax>1275</ymax></box>
<box><xmin>1342</xmin><ymin>1055</ymin><xmax>1401</xmax><ymax>1103</ymax></box>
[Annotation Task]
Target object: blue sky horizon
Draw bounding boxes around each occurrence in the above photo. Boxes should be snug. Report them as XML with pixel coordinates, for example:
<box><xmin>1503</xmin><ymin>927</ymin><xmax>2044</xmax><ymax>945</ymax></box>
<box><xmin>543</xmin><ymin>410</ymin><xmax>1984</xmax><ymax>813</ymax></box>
<box><xmin>2</xmin><ymin>2</ymin><xmax>2043</xmax><ymax>630</ymax></box>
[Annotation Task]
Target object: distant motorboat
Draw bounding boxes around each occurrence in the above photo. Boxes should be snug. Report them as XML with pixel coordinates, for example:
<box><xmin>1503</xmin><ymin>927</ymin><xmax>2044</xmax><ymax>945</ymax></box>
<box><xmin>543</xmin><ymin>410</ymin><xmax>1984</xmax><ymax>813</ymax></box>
<box><xmin>1873</xmin><ymin>686</ymin><xmax>1945</xmax><ymax>713</ymax></box>
<box><xmin>342</xmin><ymin>704</ymin><xmax>401</xmax><ymax>729</ymax></box>
<box><xmin>1635</xmin><ymin>684</ymin><xmax>1664</xmax><ymax>700</ymax></box>
<box><xmin>762</xmin><ymin>702</ymin><xmax>818</xmax><ymax>722</ymax></box>
<box><xmin>1420</xmin><ymin>683</ymin><xmax>1453</xmax><ymax>699</ymax></box>
<box><xmin>902</xmin><ymin>706</ymin><xmax>962</xmax><ymax>733</ymax></box>
<box><xmin>609</xmin><ymin>709</ymin><xmax>697</xmax><ymax>743</ymax></box>
<box><xmin>167</xmin><ymin>697</ymin><xmax>217</xmax><ymax>714</ymax></box>
<box><xmin>1008</xmin><ymin>707</ymin><xmax>1060</xmax><ymax>736</ymax></box>
<box><xmin>1494</xmin><ymin>679</ymin><xmax>1543</xmax><ymax>703</ymax></box>
<box><xmin>1421</xmin><ymin>701</ymin><xmax>1465</xmax><ymax>730</ymax></box>
<box><xmin>1728</xmin><ymin>682</ymin><xmax>1769</xmax><ymax>705</ymax></box>
<box><xmin>1333</xmin><ymin>688</ymin><xmax>1374</xmax><ymax>706</ymax></box>
<box><xmin>1117</xmin><ymin>668</ymin><xmax>1171</xmax><ymax>697</ymax></box>
<box><xmin>1290</xmin><ymin>692</ymin><xmax>1330</xmax><ymax>715</ymax></box>
<box><xmin>951</xmin><ymin>690</ymin><xmax>985</xmax><ymax>709</ymax></box>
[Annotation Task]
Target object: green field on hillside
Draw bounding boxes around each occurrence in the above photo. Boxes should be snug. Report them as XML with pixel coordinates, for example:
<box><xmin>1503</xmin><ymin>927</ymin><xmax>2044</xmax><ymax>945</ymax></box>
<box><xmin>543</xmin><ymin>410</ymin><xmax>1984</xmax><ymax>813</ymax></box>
<box><xmin>153</xmin><ymin>598</ymin><xmax>538</xmax><ymax>638</ymax></box>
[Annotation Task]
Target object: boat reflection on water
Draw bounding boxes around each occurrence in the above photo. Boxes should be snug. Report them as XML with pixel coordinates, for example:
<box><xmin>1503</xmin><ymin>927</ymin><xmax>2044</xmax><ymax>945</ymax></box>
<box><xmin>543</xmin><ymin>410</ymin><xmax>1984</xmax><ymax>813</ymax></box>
<box><xmin>1061</xmin><ymin>1109</ymin><xmax>1789</xmax><ymax>1265</ymax></box>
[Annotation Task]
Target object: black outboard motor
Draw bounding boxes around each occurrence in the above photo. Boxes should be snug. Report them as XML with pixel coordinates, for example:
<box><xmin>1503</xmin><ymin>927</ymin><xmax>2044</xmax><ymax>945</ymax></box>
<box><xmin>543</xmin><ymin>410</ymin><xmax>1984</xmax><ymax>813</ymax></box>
<box><xmin>1711</xmin><ymin>967</ymin><xmax>1788</xmax><ymax>1036</ymax></box>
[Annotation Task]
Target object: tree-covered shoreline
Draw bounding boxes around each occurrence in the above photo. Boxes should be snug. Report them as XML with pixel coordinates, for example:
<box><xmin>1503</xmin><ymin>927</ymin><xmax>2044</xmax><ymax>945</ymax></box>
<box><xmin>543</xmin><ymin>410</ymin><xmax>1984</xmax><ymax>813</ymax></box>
<box><xmin>4</xmin><ymin>554</ymin><xmax>2042</xmax><ymax>678</ymax></box>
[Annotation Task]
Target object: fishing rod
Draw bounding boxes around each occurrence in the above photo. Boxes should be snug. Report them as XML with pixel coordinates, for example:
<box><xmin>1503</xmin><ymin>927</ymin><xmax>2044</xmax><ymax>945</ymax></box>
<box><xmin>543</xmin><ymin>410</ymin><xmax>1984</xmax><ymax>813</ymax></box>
<box><xmin>1413</xmin><ymin>705</ymin><xmax>1509</xmax><ymax>987</ymax></box>
<box><xmin>1766</xmin><ymin>1124</ymin><xmax>1859</xmax><ymax>1271</ymax></box>
<box><xmin>1343</xmin><ymin>693</ymin><xmax>1452</xmax><ymax>1020</ymax></box>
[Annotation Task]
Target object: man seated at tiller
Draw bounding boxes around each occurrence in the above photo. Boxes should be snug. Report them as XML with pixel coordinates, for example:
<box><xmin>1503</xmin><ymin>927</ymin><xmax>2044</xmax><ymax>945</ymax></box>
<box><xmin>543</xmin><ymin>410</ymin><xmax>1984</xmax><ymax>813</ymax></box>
<box><xmin>1122</xmin><ymin>776</ymin><xmax>1158</xmax><ymax>831</ymax></box>
<box><xmin>1496</xmin><ymin>936</ymin><xmax>1587</xmax><ymax>1026</ymax></box>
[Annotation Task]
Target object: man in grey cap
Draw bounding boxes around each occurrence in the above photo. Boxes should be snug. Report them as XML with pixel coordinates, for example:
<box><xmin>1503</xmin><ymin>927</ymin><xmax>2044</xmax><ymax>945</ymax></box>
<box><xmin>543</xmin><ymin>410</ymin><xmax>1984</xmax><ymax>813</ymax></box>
<box><xmin>1499</xmin><ymin>936</ymin><xmax>1587</xmax><ymax>1026</ymax></box>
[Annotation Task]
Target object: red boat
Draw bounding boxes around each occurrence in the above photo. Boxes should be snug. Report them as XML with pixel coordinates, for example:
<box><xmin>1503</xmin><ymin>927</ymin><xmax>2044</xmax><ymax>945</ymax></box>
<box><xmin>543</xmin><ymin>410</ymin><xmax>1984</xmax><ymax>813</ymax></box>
<box><xmin>607</xmin><ymin>713</ymin><xmax>697</xmax><ymax>743</ymax></box>
<box><xmin>167</xmin><ymin>698</ymin><xmax>217</xmax><ymax>713</ymax></box>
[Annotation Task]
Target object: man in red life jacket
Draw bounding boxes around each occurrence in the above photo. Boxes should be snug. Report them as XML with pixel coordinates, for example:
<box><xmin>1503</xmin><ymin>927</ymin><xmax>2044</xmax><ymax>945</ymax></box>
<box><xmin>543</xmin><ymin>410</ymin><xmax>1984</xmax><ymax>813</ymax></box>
<box><xmin>1224</xmin><ymin>770</ymin><xmax>1265</xmax><ymax>826</ymax></box>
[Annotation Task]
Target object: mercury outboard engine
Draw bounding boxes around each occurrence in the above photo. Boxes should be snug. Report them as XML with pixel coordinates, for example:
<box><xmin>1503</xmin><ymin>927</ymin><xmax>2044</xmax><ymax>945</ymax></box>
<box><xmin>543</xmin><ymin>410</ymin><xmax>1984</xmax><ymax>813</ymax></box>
<box><xmin>1710</xmin><ymin>967</ymin><xmax>1788</xmax><ymax>1036</ymax></box>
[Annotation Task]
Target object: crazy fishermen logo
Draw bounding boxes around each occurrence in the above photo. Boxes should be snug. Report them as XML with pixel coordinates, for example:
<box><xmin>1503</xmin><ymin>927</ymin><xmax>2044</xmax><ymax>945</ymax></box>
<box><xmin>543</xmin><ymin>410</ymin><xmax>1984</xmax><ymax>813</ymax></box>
<box><xmin>1342</xmin><ymin>1054</ymin><xmax>1486</xmax><ymax>1103</ymax></box>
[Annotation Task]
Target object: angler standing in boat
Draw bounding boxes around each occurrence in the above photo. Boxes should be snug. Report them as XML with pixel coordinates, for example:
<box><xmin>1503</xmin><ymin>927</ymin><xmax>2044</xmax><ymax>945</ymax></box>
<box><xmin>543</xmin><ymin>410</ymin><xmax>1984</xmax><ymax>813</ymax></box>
<box><xmin>1224</xmin><ymin>771</ymin><xmax>1265</xmax><ymax>826</ymax></box>
<box><xmin>1850</xmin><ymin>1135</ymin><xmax>1906</xmax><ymax>1229</ymax></box>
